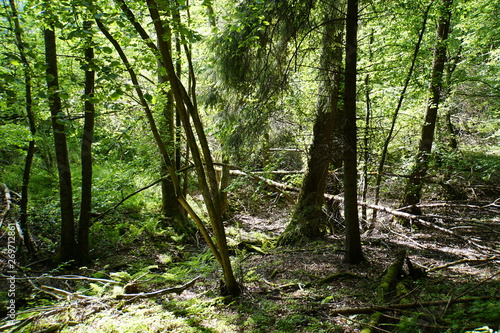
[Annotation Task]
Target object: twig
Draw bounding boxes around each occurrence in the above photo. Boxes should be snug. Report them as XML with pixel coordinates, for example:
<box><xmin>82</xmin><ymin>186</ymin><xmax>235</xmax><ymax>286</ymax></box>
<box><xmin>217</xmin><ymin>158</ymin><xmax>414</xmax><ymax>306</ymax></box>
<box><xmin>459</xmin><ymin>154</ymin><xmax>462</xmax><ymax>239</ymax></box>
<box><xmin>92</xmin><ymin>178</ymin><xmax>165</xmax><ymax>222</ymax></box>
<box><xmin>115</xmin><ymin>276</ymin><xmax>200</xmax><ymax>299</ymax></box>
<box><xmin>451</xmin><ymin>269</ymin><xmax>500</xmax><ymax>302</ymax></box>
<box><xmin>3</xmin><ymin>274</ymin><xmax>121</xmax><ymax>285</ymax></box>
<box><xmin>428</xmin><ymin>255</ymin><xmax>499</xmax><ymax>272</ymax></box>
<box><xmin>39</xmin><ymin>285</ymin><xmax>93</xmax><ymax>300</ymax></box>
<box><xmin>338</xmin><ymin>314</ymin><xmax>392</xmax><ymax>333</ymax></box>
<box><xmin>329</xmin><ymin>295</ymin><xmax>500</xmax><ymax>315</ymax></box>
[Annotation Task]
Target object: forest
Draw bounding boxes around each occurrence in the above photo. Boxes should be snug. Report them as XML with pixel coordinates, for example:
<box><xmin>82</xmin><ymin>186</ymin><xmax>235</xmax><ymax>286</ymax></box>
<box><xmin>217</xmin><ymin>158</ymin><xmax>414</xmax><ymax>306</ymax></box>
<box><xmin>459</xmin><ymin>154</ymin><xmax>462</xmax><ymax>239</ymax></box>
<box><xmin>0</xmin><ymin>0</ymin><xmax>499</xmax><ymax>331</ymax></box>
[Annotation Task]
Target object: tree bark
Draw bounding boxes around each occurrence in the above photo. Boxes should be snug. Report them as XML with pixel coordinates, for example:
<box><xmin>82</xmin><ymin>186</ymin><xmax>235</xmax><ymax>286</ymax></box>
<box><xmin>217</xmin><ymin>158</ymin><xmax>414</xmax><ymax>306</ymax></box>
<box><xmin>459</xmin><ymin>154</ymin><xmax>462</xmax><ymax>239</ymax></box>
<box><xmin>343</xmin><ymin>0</ymin><xmax>364</xmax><ymax>264</ymax></box>
<box><xmin>78</xmin><ymin>20</ymin><xmax>95</xmax><ymax>265</ymax></box>
<box><xmin>401</xmin><ymin>0</ymin><xmax>453</xmax><ymax>216</ymax></box>
<box><xmin>44</xmin><ymin>27</ymin><xmax>78</xmax><ymax>262</ymax></box>
<box><xmin>277</xmin><ymin>0</ymin><xmax>344</xmax><ymax>245</ymax></box>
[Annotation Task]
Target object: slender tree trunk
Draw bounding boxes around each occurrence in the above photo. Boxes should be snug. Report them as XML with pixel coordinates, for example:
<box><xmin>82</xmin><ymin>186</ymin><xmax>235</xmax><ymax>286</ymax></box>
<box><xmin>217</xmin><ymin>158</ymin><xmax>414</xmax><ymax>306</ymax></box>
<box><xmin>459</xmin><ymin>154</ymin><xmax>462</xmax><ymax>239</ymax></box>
<box><xmin>277</xmin><ymin>0</ymin><xmax>344</xmax><ymax>245</ymax></box>
<box><xmin>445</xmin><ymin>111</ymin><xmax>458</xmax><ymax>149</ymax></box>
<box><xmin>343</xmin><ymin>0</ymin><xmax>364</xmax><ymax>264</ymax></box>
<box><xmin>158</xmin><ymin>14</ymin><xmax>191</xmax><ymax>233</ymax></box>
<box><xmin>78</xmin><ymin>20</ymin><xmax>95</xmax><ymax>265</ymax></box>
<box><xmin>9</xmin><ymin>0</ymin><xmax>37</xmax><ymax>257</ymax></box>
<box><xmin>219</xmin><ymin>154</ymin><xmax>230</xmax><ymax>219</ymax></box>
<box><xmin>115</xmin><ymin>0</ymin><xmax>191</xmax><ymax>234</ymax></box>
<box><xmin>443</xmin><ymin>46</ymin><xmax>461</xmax><ymax>150</ymax></box>
<box><xmin>44</xmin><ymin>27</ymin><xmax>78</xmax><ymax>262</ymax></box>
<box><xmin>361</xmin><ymin>30</ymin><xmax>374</xmax><ymax>224</ymax></box>
<box><xmin>372</xmin><ymin>1</ymin><xmax>433</xmax><ymax>222</ymax></box>
<box><xmin>401</xmin><ymin>0</ymin><xmax>453</xmax><ymax>215</ymax></box>
<box><xmin>146</xmin><ymin>0</ymin><xmax>240</xmax><ymax>296</ymax></box>
<box><xmin>96</xmin><ymin>7</ymin><xmax>240</xmax><ymax>296</ymax></box>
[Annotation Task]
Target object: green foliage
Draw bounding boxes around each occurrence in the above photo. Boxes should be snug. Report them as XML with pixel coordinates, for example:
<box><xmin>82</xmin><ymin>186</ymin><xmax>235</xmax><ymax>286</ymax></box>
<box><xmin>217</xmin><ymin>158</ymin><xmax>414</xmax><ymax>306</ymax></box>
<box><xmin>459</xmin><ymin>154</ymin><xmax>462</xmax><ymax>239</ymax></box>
<box><xmin>0</xmin><ymin>124</ymin><xmax>32</xmax><ymax>149</ymax></box>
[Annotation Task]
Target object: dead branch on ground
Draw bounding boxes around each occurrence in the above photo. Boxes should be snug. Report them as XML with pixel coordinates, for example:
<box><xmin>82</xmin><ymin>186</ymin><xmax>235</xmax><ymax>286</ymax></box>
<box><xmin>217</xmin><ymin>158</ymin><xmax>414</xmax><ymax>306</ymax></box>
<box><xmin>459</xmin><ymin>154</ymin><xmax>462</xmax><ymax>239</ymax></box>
<box><xmin>115</xmin><ymin>276</ymin><xmax>200</xmax><ymax>299</ymax></box>
<box><xmin>428</xmin><ymin>255</ymin><xmax>499</xmax><ymax>272</ymax></box>
<box><xmin>329</xmin><ymin>295</ymin><xmax>500</xmax><ymax>316</ymax></box>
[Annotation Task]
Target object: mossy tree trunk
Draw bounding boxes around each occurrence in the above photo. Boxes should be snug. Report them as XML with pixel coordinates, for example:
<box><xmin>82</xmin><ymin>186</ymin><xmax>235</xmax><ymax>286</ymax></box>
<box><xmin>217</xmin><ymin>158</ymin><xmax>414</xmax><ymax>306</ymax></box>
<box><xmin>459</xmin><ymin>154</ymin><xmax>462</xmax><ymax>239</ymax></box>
<box><xmin>278</xmin><ymin>0</ymin><xmax>344</xmax><ymax>245</ymax></box>
<box><xmin>401</xmin><ymin>0</ymin><xmax>453</xmax><ymax>216</ymax></box>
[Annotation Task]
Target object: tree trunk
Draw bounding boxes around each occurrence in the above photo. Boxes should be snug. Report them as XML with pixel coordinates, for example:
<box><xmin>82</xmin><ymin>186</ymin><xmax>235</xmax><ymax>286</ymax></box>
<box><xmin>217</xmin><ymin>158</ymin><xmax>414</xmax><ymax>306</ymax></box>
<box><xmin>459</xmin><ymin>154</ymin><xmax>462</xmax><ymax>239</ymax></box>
<box><xmin>343</xmin><ymin>0</ymin><xmax>364</xmax><ymax>264</ymax></box>
<box><xmin>401</xmin><ymin>0</ymin><xmax>453</xmax><ymax>215</ymax></box>
<box><xmin>44</xmin><ymin>27</ymin><xmax>78</xmax><ymax>262</ymax></box>
<box><xmin>361</xmin><ymin>30</ymin><xmax>374</xmax><ymax>224</ymax></box>
<box><xmin>277</xmin><ymin>0</ymin><xmax>344</xmax><ymax>245</ymax></box>
<box><xmin>9</xmin><ymin>0</ymin><xmax>36</xmax><ymax>257</ymax></box>
<box><xmin>78</xmin><ymin>20</ymin><xmax>95</xmax><ymax>265</ymax></box>
<box><xmin>372</xmin><ymin>1</ymin><xmax>433</xmax><ymax>222</ymax></box>
<box><xmin>219</xmin><ymin>155</ymin><xmax>231</xmax><ymax>219</ymax></box>
<box><xmin>146</xmin><ymin>0</ymin><xmax>240</xmax><ymax>296</ymax></box>
<box><xmin>443</xmin><ymin>45</ymin><xmax>462</xmax><ymax>150</ymax></box>
<box><xmin>114</xmin><ymin>0</ymin><xmax>191</xmax><ymax>234</ymax></box>
<box><xmin>158</xmin><ymin>16</ymin><xmax>192</xmax><ymax>234</ymax></box>
<box><xmin>97</xmin><ymin>3</ymin><xmax>240</xmax><ymax>296</ymax></box>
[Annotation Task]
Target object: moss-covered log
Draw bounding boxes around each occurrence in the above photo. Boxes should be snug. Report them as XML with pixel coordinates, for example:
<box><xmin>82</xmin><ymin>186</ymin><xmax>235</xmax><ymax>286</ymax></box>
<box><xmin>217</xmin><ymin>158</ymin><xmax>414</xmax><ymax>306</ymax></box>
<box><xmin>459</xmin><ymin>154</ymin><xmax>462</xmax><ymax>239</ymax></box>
<box><xmin>361</xmin><ymin>250</ymin><xmax>406</xmax><ymax>333</ymax></box>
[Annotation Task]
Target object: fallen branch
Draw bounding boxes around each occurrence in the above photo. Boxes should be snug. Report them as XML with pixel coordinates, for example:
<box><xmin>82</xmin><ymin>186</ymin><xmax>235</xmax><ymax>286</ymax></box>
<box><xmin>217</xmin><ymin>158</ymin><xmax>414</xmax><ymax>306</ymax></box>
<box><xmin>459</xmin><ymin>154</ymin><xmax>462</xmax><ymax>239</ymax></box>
<box><xmin>223</xmin><ymin>168</ymin><xmax>499</xmax><ymax>254</ymax></box>
<box><xmin>428</xmin><ymin>255</ymin><xmax>500</xmax><ymax>272</ymax></box>
<box><xmin>329</xmin><ymin>295</ymin><xmax>500</xmax><ymax>316</ymax></box>
<box><xmin>40</xmin><ymin>285</ymin><xmax>93</xmax><ymax>300</ymax></box>
<box><xmin>115</xmin><ymin>276</ymin><xmax>200</xmax><ymax>299</ymax></box>
<box><xmin>93</xmin><ymin>178</ymin><xmax>164</xmax><ymax>222</ymax></box>
<box><xmin>324</xmin><ymin>193</ymin><xmax>500</xmax><ymax>254</ymax></box>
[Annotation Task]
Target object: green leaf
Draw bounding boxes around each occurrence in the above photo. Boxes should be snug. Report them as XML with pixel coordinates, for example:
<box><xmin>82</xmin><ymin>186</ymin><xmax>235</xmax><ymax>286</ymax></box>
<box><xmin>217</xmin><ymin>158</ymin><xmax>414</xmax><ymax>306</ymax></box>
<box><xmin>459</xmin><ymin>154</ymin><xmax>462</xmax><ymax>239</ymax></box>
<box><xmin>110</xmin><ymin>89</ymin><xmax>124</xmax><ymax>100</ymax></box>
<box><xmin>102</xmin><ymin>47</ymin><xmax>113</xmax><ymax>54</ymax></box>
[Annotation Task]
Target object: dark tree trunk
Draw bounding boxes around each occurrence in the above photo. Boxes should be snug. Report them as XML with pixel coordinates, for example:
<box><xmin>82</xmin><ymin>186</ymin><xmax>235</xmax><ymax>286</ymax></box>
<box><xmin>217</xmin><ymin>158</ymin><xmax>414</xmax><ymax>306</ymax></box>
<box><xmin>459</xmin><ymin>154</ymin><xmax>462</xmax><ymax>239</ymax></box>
<box><xmin>10</xmin><ymin>0</ymin><xmax>36</xmax><ymax>257</ymax></box>
<box><xmin>343</xmin><ymin>0</ymin><xmax>364</xmax><ymax>264</ymax></box>
<box><xmin>277</xmin><ymin>0</ymin><xmax>344</xmax><ymax>245</ymax></box>
<box><xmin>44</xmin><ymin>27</ymin><xmax>78</xmax><ymax>262</ymax></box>
<box><xmin>401</xmin><ymin>0</ymin><xmax>453</xmax><ymax>215</ymax></box>
<box><xmin>78</xmin><ymin>20</ymin><xmax>95</xmax><ymax>265</ymax></box>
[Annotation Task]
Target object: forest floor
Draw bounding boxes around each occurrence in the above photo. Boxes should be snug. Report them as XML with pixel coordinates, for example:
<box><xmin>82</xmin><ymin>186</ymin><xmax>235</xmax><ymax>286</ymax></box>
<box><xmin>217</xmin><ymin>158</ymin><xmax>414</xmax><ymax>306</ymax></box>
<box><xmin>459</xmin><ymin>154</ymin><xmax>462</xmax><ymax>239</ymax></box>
<box><xmin>1</xmin><ymin>190</ymin><xmax>500</xmax><ymax>332</ymax></box>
